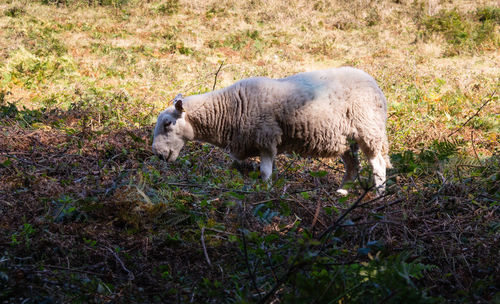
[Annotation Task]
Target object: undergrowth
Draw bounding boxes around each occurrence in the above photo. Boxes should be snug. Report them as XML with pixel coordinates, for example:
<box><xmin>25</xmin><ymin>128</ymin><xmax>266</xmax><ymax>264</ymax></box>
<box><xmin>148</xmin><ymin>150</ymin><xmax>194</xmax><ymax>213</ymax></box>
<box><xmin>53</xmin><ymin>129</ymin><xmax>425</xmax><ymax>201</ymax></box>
<box><xmin>0</xmin><ymin>0</ymin><xmax>499</xmax><ymax>303</ymax></box>
<box><xmin>422</xmin><ymin>7</ymin><xmax>499</xmax><ymax>56</ymax></box>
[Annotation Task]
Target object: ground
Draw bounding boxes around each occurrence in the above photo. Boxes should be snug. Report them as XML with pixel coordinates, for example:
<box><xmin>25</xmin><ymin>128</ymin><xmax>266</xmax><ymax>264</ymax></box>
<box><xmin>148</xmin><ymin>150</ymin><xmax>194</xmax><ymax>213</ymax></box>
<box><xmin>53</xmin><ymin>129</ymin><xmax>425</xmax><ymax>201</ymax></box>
<box><xmin>0</xmin><ymin>0</ymin><xmax>499</xmax><ymax>303</ymax></box>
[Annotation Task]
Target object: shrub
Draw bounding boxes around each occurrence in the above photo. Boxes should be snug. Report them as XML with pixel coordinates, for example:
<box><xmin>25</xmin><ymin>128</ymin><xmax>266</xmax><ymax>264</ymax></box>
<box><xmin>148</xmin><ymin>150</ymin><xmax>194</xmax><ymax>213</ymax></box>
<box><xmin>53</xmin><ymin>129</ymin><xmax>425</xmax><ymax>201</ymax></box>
<box><xmin>0</xmin><ymin>101</ymin><xmax>45</xmax><ymax>127</ymax></box>
<box><xmin>228</xmin><ymin>224</ymin><xmax>440</xmax><ymax>303</ymax></box>
<box><xmin>423</xmin><ymin>8</ymin><xmax>499</xmax><ymax>55</ymax></box>
<box><xmin>475</xmin><ymin>6</ymin><xmax>500</xmax><ymax>24</ymax></box>
<box><xmin>1</xmin><ymin>47</ymin><xmax>77</xmax><ymax>89</ymax></box>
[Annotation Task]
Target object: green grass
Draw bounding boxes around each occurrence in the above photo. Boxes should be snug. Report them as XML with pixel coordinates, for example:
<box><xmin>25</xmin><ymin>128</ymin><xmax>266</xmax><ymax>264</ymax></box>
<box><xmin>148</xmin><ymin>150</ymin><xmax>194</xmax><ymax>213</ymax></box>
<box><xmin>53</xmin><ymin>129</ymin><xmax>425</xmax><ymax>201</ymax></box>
<box><xmin>422</xmin><ymin>8</ymin><xmax>499</xmax><ymax>55</ymax></box>
<box><xmin>0</xmin><ymin>0</ymin><xmax>499</xmax><ymax>302</ymax></box>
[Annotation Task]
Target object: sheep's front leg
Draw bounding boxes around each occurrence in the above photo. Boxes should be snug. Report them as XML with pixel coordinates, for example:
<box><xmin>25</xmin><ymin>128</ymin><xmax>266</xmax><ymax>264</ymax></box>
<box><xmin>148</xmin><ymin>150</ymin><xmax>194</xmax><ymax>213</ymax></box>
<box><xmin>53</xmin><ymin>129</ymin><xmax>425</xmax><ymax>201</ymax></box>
<box><xmin>368</xmin><ymin>152</ymin><xmax>386</xmax><ymax>195</ymax></box>
<box><xmin>337</xmin><ymin>149</ymin><xmax>360</xmax><ymax>196</ymax></box>
<box><xmin>260</xmin><ymin>151</ymin><xmax>274</xmax><ymax>181</ymax></box>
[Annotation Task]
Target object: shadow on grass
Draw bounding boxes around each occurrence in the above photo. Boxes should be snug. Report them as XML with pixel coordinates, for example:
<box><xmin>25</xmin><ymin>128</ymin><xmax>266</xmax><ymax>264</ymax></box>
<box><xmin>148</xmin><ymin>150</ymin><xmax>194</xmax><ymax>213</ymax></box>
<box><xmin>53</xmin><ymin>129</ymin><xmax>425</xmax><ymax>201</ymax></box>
<box><xmin>0</xmin><ymin>102</ymin><xmax>498</xmax><ymax>303</ymax></box>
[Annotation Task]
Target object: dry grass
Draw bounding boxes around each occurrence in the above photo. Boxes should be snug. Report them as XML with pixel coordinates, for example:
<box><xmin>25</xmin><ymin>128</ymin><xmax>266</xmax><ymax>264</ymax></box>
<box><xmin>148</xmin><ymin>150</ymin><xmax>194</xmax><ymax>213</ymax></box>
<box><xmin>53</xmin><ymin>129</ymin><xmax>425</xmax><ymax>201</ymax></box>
<box><xmin>0</xmin><ymin>0</ymin><xmax>499</xmax><ymax>303</ymax></box>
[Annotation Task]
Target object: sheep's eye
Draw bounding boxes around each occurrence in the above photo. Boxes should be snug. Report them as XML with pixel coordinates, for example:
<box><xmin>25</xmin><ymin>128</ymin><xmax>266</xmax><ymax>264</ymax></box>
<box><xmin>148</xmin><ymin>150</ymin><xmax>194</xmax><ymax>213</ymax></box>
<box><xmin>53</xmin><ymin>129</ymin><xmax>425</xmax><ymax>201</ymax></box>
<box><xmin>164</xmin><ymin>121</ymin><xmax>172</xmax><ymax>130</ymax></box>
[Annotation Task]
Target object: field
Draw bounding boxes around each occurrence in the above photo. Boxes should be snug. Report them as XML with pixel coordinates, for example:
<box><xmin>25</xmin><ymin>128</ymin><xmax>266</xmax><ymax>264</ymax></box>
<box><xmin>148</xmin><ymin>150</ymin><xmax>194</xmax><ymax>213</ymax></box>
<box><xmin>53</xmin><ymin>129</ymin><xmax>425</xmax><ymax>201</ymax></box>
<box><xmin>0</xmin><ymin>0</ymin><xmax>499</xmax><ymax>303</ymax></box>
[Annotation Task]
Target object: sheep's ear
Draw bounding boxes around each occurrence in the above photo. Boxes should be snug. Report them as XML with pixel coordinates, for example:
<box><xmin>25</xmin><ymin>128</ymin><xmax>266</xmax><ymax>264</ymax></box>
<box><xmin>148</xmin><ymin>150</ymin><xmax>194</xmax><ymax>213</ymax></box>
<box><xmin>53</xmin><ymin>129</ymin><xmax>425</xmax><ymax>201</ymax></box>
<box><xmin>174</xmin><ymin>94</ymin><xmax>184</xmax><ymax>112</ymax></box>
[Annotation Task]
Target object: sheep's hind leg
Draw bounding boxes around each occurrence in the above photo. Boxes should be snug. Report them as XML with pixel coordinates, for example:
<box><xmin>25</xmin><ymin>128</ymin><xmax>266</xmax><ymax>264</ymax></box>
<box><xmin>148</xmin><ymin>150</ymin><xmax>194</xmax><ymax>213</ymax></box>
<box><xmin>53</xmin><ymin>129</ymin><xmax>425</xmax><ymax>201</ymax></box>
<box><xmin>368</xmin><ymin>152</ymin><xmax>386</xmax><ymax>195</ymax></box>
<box><xmin>336</xmin><ymin>145</ymin><xmax>360</xmax><ymax>196</ymax></box>
<box><xmin>260</xmin><ymin>151</ymin><xmax>274</xmax><ymax>181</ymax></box>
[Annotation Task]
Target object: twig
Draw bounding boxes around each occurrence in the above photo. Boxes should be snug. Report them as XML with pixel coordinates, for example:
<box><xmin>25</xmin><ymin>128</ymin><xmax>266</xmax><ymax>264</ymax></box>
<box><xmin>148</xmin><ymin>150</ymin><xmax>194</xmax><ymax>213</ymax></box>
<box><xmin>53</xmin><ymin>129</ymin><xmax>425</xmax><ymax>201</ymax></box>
<box><xmin>339</xmin><ymin>220</ymin><xmax>401</xmax><ymax>227</ymax></box>
<box><xmin>269</xmin><ymin>157</ymin><xmax>299</xmax><ymax>190</ymax></box>
<box><xmin>470</xmin><ymin>131</ymin><xmax>483</xmax><ymax>166</ymax></box>
<box><xmin>42</xmin><ymin>264</ymin><xmax>105</xmax><ymax>277</ymax></box>
<box><xmin>286</xmin><ymin>198</ymin><xmax>327</xmax><ymax>228</ymax></box>
<box><xmin>251</xmin><ymin>197</ymin><xmax>280</xmax><ymax>205</ymax></box>
<box><xmin>240</xmin><ymin>228</ymin><xmax>261</xmax><ymax>300</ymax></box>
<box><xmin>200</xmin><ymin>227</ymin><xmax>212</xmax><ymax>266</ymax></box>
<box><xmin>259</xmin><ymin>189</ymin><xmax>370</xmax><ymax>303</ymax></box>
<box><xmin>166</xmin><ymin>182</ymin><xmax>253</xmax><ymax>193</ymax></box>
<box><xmin>329</xmin><ymin>281</ymin><xmax>365</xmax><ymax>304</ymax></box>
<box><xmin>315</xmin><ymin>158</ymin><xmax>345</xmax><ymax>174</ymax></box>
<box><xmin>371</xmin><ymin>198</ymin><xmax>404</xmax><ymax>212</ymax></box>
<box><xmin>448</xmin><ymin>90</ymin><xmax>497</xmax><ymax>137</ymax></box>
<box><xmin>106</xmin><ymin>247</ymin><xmax>134</xmax><ymax>281</ymax></box>
<box><xmin>311</xmin><ymin>200</ymin><xmax>322</xmax><ymax>229</ymax></box>
<box><xmin>257</xmin><ymin>259</ymin><xmax>307</xmax><ymax>304</ymax></box>
<box><xmin>266</xmin><ymin>252</ymin><xmax>279</xmax><ymax>283</ymax></box>
<box><xmin>312</xmin><ymin>277</ymin><xmax>336</xmax><ymax>304</ymax></box>
<box><xmin>212</xmin><ymin>61</ymin><xmax>225</xmax><ymax>91</ymax></box>
<box><xmin>358</xmin><ymin>192</ymin><xmax>392</xmax><ymax>208</ymax></box>
<box><xmin>318</xmin><ymin>188</ymin><xmax>370</xmax><ymax>241</ymax></box>
<box><xmin>379</xmin><ymin>290</ymin><xmax>399</xmax><ymax>304</ymax></box>
<box><xmin>203</xmin><ymin>227</ymin><xmax>237</xmax><ymax>235</ymax></box>
<box><xmin>180</xmin><ymin>69</ymin><xmax>225</xmax><ymax>95</ymax></box>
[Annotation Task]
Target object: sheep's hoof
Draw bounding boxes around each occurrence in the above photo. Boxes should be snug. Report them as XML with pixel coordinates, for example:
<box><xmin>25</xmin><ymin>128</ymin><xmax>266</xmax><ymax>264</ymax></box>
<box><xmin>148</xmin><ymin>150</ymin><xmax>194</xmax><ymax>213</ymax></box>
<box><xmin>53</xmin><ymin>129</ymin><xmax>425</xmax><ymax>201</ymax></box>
<box><xmin>336</xmin><ymin>189</ymin><xmax>349</xmax><ymax>196</ymax></box>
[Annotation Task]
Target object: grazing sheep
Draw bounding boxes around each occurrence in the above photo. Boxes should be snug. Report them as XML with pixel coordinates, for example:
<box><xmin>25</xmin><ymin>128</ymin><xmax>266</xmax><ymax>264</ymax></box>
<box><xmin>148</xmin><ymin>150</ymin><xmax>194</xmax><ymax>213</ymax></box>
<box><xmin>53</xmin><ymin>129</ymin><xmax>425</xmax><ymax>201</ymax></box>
<box><xmin>152</xmin><ymin>67</ymin><xmax>391</xmax><ymax>194</ymax></box>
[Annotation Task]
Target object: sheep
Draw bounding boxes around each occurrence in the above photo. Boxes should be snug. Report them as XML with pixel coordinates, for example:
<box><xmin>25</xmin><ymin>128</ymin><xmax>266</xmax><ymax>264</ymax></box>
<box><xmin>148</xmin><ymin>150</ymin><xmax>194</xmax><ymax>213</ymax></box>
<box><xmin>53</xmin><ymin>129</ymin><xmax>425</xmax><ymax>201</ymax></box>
<box><xmin>152</xmin><ymin>67</ymin><xmax>391</xmax><ymax>194</ymax></box>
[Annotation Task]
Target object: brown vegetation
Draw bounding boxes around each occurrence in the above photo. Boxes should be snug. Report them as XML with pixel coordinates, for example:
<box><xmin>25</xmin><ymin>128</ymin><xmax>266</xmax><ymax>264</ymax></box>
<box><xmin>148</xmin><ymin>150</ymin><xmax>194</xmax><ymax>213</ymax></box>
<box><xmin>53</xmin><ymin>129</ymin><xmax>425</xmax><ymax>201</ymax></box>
<box><xmin>0</xmin><ymin>0</ymin><xmax>498</xmax><ymax>303</ymax></box>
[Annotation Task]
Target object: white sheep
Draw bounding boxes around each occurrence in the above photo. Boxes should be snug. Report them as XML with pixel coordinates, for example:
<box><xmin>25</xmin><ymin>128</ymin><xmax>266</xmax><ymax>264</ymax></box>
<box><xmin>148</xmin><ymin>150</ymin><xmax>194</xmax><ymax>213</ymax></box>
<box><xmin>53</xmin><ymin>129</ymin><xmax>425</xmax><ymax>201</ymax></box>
<box><xmin>152</xmin><ymin>67</ymin><xmax>391</xmax><ymax>194</ymax></box>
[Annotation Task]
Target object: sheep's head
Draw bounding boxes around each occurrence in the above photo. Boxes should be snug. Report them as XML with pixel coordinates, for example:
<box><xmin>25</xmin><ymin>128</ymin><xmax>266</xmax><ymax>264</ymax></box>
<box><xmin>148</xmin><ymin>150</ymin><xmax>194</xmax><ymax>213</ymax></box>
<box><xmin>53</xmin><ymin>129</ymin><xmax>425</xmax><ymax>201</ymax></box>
<box><xmin>152</xmin><ymin>94</ymin><xmax>193</xmax><ymax>161</ymax></box>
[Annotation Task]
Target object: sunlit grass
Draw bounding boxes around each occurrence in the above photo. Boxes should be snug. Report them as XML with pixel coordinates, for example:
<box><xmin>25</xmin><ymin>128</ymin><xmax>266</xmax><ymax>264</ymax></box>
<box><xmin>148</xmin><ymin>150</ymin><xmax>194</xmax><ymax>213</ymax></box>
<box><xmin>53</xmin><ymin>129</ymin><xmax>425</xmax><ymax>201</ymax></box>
<box><xmin>0</xmin><ymin>0</ymin><xmax>498</xmax><ymax>302</ymax></box>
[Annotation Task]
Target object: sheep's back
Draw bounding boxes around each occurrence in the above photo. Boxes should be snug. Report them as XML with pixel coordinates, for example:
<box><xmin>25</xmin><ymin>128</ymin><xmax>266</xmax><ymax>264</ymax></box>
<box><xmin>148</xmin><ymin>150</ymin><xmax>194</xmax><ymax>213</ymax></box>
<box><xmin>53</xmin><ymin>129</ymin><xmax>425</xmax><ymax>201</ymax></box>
<box><xmin>275</xmin><ymin>67</ymin><xmax>387</xmax><ymax>157</ymax></box>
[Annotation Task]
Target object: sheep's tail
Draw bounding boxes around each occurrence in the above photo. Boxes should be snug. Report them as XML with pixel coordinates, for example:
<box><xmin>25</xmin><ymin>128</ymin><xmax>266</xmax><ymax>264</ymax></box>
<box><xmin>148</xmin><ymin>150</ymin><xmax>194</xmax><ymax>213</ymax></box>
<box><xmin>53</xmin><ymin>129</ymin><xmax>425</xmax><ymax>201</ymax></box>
<box><xmin>382</xmin><ymin>133</ymin><xmax>392</xmax><ymax>169</ymax></box>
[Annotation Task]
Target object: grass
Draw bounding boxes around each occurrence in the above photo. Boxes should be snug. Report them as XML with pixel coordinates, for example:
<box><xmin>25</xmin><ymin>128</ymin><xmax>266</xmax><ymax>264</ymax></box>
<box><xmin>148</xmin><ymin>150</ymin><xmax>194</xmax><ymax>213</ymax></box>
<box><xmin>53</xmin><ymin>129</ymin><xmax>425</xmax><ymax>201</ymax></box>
<box><xmin>0</xmin><ymin>0</ymin><xmax>499</xmax><ymax>303</ymax></box>
<box><xmin>422</xmin><ymin>7</ymin><xmax>499</xmax><ymax>56</ymax></box>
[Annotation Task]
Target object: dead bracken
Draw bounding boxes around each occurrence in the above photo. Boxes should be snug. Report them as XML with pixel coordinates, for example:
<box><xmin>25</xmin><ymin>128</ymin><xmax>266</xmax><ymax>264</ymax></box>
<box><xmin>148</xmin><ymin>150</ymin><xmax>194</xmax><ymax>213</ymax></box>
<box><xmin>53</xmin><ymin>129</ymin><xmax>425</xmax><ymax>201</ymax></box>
<box><xmin>0</xmin><ymin>0</ymin><xmax>498</xmax><ymax>303</ymax></box>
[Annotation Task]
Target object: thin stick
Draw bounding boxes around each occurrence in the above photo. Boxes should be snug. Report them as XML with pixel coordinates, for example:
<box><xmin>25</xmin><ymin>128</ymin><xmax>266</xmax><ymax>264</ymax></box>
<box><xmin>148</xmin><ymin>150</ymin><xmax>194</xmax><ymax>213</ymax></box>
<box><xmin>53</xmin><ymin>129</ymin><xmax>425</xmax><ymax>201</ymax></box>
<box><xmin>259</xmin><ymin>189</ymin><xmax>370</xmax><ymax>303</ymax></box>
<box><xmin>311</xmin><ymin>200</ymin><xmax>322</xmax><ymax>229</ymax></box>
<box><xmin>448</xmin><ymin>90</ymin><xmax>497</xmax><ymax>137</ymax></box>
<box><xmin>39</xmin><ymin>264</ymin><xmax>105</xmax><ymax>277</ymax></box>
<box><xmin>318</xmin><ymin>188</ymin><xmax>370</xmax><ymax>241</ymax></box>
<box><xmin>470</xmin><ymin>131</ymin><xmax>484</xmax><ymax>166</ymax></box>
<box><xmin>212</xmin><ymin>61</ymin><xmax>225</xmax><ymax>91</ymax></box>
<box><xmin>269</xmin><ymin>157</ymin><xmax>299</xmax><ymax>189</ymax></box>
<box><xmin>357</xmin><ymin>192</ymin><xmax>392</xmax><ymax>208</ymax></box>
<box><xmin>201</xmin><ymin>227</ymin><xmax>212</xmax><ymax>266</ymax></box>
<box><xmin>288</xmin><ymin>198</ymin><xmax>327</xmax><ymax>228</ymax></box>
<box><xmin>166</xmin><ymin>182</ymin><xmax>253</xmax><ymax>193</ymax></box>
<box><xmin>371</xmin><ymin>198</ymin><xmax>404</xmax><ymax>212</ymax></box>
<box><xmin>240</xmin><ymin>228</ymin><xmax>261</xmax><ymax>299</ymax></box>
<box><xmin>106</xmin><ymin>247</ymin><xmax>134</xmax><ymax>281</ymax></box>
<box><xmin>258</xmin><ymin>260</ymin><xmax>307</xmax><ymax>304</ymax></box>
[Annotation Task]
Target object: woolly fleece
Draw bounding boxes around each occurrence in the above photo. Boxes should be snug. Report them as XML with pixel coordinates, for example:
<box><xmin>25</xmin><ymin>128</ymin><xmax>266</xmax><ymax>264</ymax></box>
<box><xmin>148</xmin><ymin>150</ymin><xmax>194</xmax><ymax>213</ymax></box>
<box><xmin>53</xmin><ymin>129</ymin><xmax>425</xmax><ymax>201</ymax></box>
<box><xmin>152</xmin><ymin>67</ymin><xmax>391</xmax><ymax>192</ymax></box>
